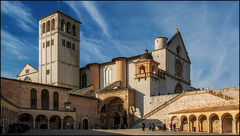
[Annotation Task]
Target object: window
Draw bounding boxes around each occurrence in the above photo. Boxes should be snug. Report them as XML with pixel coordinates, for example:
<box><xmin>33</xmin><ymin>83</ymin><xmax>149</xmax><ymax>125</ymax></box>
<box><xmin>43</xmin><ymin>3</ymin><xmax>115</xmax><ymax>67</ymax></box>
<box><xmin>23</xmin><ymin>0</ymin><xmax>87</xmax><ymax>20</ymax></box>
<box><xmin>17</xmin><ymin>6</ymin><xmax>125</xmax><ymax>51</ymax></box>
<box><xmin>62</xmin><ymin>39</ymin><xmax>65</xmax><ymax>46</ymax></box>
<box><xmin>43</xmin><ymin>42</ymin><xmax>45</xmax><ymax>48</ymax></box>
<box><xmin>67</xmin><ymin>41</ymin><xmax>71</xmax><ymax>48</ymax></box>
<box><xmin>51</xmin><ymin>39</ymin><xmax>54</xmax><ymax>46</ymax></box>
<box><xmin>53</xmin><ymin>92</ymin><xmax>59</xmax><ymax>110</ymax></box>
<box><xmin>66</xmin><ymin>22</ymin><xmax>71</xmax><ymax>34</ymax></box>
<box><xmin>176</xmin><ymin>46</ymin><xmax>181</xmax><ymax>55</ymax></box>
<box><xmin>31</xmin><ymin>89</ymin><xmax>37</xmax><ymax>109</ymax></box>
<box><xmin>46</xmin><ymin>20</ymin><xmax>50</xmax><ymax>32</ymax></box>
<box><xmin>46</xmin><ymin>41</ymin><xmax>50</xmax><ymax>47</ymax></box>
<box><xmin>51</xmin><ymin>18</ymin><xmax>55</xmax><ymax>31</ymax></box>
<box><xmin>61</xmin><ymin>19</ymin><xmax>65</xmax><ymax>32</ymax></box>
<box><xmin>72</xmin><ymin>43</ymin><xmax>75</xmax><ymax>50</ymax></box>
<box><xmin>174</xmin><ymin>83</ymin><xmax>183</xmax><ymax>94</ymax></box>
<box><xmin>81</xmin><ymin>73</ymin><xmax>87</xmax><ymax>88</ymax></box>
<box><xmin>72</xmin><ymin>24</ymin><xmax>76</xmax><ymax>36</ymax></box>
<box><xmin>41</xmin><ymin>89</ymin><xmax>49</xmax><ymax>110</ymax></box>
<box><xmin>105</xmin><ymin>67</ymin><xmax>111</xmax><ymax>86</ymax></box>
<box><xmin>25</xmin><ymin>69</ymin><xmax>29</xmax><ymax>74</ymax></box>
<box><xmin>46</xmin><ymin>69</ymin><xmax>50</xmax><ymax>75</ymax></box>
<box><xmin>42</xmin><ymin>23</ymin><xmax>45</xmax><ymax>34</ymax></box>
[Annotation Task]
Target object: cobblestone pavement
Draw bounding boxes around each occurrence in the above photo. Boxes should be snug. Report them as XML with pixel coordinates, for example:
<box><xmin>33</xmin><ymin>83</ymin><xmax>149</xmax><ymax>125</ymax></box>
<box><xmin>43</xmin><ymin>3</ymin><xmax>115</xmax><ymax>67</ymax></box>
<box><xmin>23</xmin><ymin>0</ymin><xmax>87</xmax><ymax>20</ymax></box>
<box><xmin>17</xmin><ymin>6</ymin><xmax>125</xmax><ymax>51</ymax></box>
<box><xmin>4</xmin><ymin>128</ymin><xmax>238</xmax><ymax>135</ymax></box>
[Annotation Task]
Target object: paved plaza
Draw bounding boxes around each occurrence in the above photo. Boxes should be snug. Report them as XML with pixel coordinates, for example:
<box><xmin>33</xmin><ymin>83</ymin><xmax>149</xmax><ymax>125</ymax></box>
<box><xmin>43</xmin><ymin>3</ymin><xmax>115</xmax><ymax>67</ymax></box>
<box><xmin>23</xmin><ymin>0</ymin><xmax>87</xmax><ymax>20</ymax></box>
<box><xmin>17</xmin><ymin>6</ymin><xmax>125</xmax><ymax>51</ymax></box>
<box><xmin>4</xmin><ymin>128</ymin><xmax>238</xmax><ymax>135</ymax></box>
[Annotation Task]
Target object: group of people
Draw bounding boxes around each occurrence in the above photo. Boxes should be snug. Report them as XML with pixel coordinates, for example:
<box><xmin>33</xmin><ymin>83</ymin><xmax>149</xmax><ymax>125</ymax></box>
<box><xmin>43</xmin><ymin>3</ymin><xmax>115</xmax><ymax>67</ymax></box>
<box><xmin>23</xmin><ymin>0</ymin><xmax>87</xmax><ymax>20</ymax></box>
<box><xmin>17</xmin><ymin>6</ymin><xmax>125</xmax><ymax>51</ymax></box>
<box><xmin>141</xmin><ymin>122</ymin><xmax>177</xmax><ymax>132</ymax></box>
<box><xmin>141</xmin><ymin>122</ymin><xmax>156</xmax><ymax>131</ymax></box>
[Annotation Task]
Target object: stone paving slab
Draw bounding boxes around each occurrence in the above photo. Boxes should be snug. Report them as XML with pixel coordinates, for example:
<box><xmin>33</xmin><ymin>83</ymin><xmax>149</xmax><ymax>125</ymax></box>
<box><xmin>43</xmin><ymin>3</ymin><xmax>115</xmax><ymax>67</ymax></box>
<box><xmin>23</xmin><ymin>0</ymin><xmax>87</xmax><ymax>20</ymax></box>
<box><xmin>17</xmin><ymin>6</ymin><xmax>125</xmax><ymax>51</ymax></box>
<box><xmin>4</xmin><ymin>128</ymin><xmax>238</xmax><ymax>135</ymax></box>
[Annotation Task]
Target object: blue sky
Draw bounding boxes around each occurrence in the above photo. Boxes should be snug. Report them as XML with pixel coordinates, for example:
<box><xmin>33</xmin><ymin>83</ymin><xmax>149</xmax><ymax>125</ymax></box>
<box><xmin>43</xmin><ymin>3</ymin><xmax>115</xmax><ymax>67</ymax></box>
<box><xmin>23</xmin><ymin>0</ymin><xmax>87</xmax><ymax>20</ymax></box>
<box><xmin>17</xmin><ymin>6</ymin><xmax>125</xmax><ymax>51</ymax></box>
<box><xmin>1</xmin><ymin>1</ymin><xmax>239</xmax><ymax>90</ymax></box>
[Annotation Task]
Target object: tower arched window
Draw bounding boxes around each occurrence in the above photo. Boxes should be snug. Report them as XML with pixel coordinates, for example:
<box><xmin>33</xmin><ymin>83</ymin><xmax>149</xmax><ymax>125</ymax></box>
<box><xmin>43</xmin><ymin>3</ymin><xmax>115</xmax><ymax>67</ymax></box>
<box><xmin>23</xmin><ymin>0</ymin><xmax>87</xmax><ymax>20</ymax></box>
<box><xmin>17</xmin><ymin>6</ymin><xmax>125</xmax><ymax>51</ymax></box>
<box><xmin>105</xmin><ymin>67</ymin><xmax>111</xmax><ymax>86</ymax></box>
<box><xmin>139</xmin><ymin>65</ymin><xmax>145</xmax><ymax>74</ymax></box>
<box><xmin>46</xmin><ymin>20</ymin><xmax>50</xmax><ymax>32</ymax></box>
<box><xmin>81</xmin><ymin>73</ymin><xmax>87</xmax><ymax>88</ymax></box>
<box><xmin>61</xmin><ymin>19</ymin><xmax>65</xmax><ymax>32</ymax></box>
<box><xmin>72</xmin><ymin>24</ymin><xmax>76</xmax><ymax>36</ymax></box>
<box><xmin>53</xmin><ymin>92</ymin><xmax>59</xmax><ymax>110</ymax></box>
<box><xmin>66</xmin><ymin>22</ymin><xmax>71</xmax><ymax>34</ymax></box>
<box><xmin>51</xmin><ymin>18</ymin><xmax>55</xmax><ymax>31</ymax></box>
<box><xmin>30</xmin><ymin>88</ymin><xmax>37</xmax><ymax>109</ymax></box>
<box><xmin>41</xmin><ymin>89</ymin><xmax>49</xmax><ymax>110</ymax></box>
<box><xmin>42</xmin><ymin>23</ymin><xmax>45</xmax><ymax>34</ymax></box>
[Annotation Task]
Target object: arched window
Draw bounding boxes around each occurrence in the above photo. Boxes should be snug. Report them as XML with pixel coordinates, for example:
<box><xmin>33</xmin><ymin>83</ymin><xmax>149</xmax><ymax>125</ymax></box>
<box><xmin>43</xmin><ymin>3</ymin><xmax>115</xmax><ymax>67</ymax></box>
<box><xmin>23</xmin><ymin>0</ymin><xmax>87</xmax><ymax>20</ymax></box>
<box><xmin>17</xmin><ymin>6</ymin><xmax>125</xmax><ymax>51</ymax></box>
<box><xmin>176</xmin><ymin>46</ymin><xmax>181</xmax><ymax>55</ymax></box>
<box><xmin>105</xmin><ymin>67</ymin><xmax>111</xmax><ymax>86</ymax></box>
<box><xmin>42</xmin><ymin>23</ymin><xmax>45</xmax><ymax>34</ymax></box>
<box><xmin>46</xmin><ymin>20</ymin><xmax>50</xmax><ymax>32</ymax></box>
<box><xmin>41</xmin><ymin>89</ymin><xmax>49</xmax><ymax>110</ymax></box>
<box><xmin>81</xmin><ymin>73</ymin><xmax>87</xmax><ymax>88</ymax></box>
<box><xmin>72</xmin><ymin>24</ymin><xmax>76</xmax><ymax>36</ymax></box>
<box><xmin>53</xmin><ymin>92</ymin><xmax>59</xmax><ymax>110</ymax></box>
<box><xmin>139</xmin><ymin>65</ymin><xmax>145</xmax><ymax>74</ymax></box>
<box><xmin>31</xmin><ymin>88</ymin><xmax>37</xmax><ymax>109</ymax></box>
<box><xmin>51</xmin><ymin>18</ymin><xmax>55</xmax><ymax>31</ymax></box>
<box><xmin>66</xmin><ymin>22</ymin><xmax>71</xmax><ymax>34</ymax></box>
<box><xmin>61</xmin><ymin>19</ymin><xmax>65</xmax><ymax>32</ymax></box>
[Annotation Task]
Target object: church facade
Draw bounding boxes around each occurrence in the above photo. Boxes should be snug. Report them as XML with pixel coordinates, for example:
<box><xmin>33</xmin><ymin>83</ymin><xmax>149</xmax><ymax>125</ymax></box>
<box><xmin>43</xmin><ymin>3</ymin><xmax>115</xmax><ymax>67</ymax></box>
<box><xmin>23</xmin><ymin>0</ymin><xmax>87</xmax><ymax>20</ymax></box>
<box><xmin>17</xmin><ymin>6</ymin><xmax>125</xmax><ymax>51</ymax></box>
<box><xmin>1</xmin><ymin>11</ymin><xmax>239</xmax><ymax>134</ymax></box>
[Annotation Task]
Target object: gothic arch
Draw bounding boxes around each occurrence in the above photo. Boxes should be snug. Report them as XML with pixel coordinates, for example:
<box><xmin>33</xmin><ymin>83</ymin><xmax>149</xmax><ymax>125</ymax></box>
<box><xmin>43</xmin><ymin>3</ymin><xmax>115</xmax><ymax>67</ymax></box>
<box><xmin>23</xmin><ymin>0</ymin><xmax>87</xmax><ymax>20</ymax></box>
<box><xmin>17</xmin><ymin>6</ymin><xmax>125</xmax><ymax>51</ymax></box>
<box><xmin>51</xmin><ymin>18</ymin><xmax>55</xmax><ymax>30</ymax></box>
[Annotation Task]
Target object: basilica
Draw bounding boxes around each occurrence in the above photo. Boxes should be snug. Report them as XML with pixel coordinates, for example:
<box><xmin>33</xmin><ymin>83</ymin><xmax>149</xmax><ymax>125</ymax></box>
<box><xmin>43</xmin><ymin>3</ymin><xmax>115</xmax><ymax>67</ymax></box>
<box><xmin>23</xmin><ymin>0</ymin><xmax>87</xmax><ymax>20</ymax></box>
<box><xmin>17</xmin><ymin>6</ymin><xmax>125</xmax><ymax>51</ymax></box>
<box><xmin>1</xmin><ymin>11</ymin><xmax>239</xmax><ymax>134</ymax></box>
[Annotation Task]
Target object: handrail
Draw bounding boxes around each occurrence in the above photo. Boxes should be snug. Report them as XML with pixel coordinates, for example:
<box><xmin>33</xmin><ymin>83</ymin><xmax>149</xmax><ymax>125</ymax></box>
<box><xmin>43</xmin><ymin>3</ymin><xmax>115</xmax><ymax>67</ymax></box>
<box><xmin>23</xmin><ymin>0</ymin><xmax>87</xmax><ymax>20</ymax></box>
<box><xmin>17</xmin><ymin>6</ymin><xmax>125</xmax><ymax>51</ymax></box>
<box><xmin>208</xmin><ymin>90</ymin><xmax>233</xmax><ymax>100</ymax></box>
<box><xmin>133</xmin><ymin>92</ymin><xmax>185</xmax><ymax>126</ymax></box>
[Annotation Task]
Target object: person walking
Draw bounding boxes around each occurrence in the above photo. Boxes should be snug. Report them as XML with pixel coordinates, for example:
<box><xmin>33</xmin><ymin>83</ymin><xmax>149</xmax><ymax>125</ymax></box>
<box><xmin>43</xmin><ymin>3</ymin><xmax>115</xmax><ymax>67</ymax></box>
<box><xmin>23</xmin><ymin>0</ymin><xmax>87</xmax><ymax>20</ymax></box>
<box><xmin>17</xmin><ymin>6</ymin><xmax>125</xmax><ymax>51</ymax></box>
<box><xmin>152</xmin><ymin>123</ymin><xmax>155</xmax><ymax>132</ymax></box>
<box><xmin>149</xmin><ymin>123</ymin><xmax>152</xmax><ymax>130</ymax></box>
<box><xmin>163</xmin><ymin>123</ymin><xmax>166</xmax><ymax>131</ymax></box>
<box><xmin>170</xmin><ymin>123</ymin><xmax>172</xmax><ymax>131</ymax></box>
<box><xmin>173</xmin><ymin>123</ymin><xmax>176</xmax><ymax>132</ymax></box>
<box><xmin>142</xmin><ymin>122</ymin><xmax>145</xmax><ymax>131</ymax></box>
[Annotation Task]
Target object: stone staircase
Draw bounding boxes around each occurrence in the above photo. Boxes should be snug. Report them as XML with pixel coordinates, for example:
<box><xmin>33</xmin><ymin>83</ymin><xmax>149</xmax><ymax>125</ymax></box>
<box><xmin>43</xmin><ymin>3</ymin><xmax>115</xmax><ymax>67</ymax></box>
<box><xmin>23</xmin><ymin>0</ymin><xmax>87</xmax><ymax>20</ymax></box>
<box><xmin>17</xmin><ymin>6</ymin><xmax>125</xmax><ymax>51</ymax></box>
<box><xmin>208</xmin><ymin>89</ymin><xmax>234</xmax><ymax>100</ymax></box>
<box><xmin>132</xmin><ymin>92</ymin><xmax>185</xmax><ymax>127</ymax></box>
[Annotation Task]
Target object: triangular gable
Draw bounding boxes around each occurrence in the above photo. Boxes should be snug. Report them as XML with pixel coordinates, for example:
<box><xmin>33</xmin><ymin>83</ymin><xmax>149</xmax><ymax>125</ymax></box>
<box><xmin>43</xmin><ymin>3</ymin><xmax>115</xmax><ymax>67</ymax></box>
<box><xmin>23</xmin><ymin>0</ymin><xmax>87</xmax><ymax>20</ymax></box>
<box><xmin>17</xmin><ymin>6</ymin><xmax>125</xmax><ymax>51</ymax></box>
<box><xmin>17</xmin><ymin>63</ymin><xmax>38</xmax><ymax>77</ymax></box>
<box><xmin>167</xmin><ymin>32</ymin><xmax>191</xmax><ymax>63</ymax></box>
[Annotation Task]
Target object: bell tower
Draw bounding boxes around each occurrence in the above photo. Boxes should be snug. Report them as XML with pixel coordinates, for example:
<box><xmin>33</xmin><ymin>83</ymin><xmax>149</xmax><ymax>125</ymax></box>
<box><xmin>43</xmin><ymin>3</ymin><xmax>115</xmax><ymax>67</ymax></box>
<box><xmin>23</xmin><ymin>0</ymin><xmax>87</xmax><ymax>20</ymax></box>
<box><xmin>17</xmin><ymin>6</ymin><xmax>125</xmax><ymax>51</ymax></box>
<box><xmin>38</xmin><ymin>11</ymin><xmax>81</xmax><ymax>90</ymax></box>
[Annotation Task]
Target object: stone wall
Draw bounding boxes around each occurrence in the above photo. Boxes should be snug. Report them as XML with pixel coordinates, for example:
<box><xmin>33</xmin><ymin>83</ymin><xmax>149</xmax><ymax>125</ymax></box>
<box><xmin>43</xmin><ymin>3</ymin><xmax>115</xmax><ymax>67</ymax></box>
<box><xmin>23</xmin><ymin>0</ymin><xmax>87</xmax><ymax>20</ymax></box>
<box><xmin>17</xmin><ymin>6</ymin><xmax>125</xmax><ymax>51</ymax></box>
<box><xmin>133</xmin><ymin>90</ymin><xmax>238</xmax><ymax>128</ymax></box>
<box><xmin>1</xmin><ymin>77</ymin><xmax>69</xmax><ymax>110</ymax></box>
<box><xmin>69</xmin><ymin>94</ymin><xmax>99</xmax><ymax>129</ymax></box>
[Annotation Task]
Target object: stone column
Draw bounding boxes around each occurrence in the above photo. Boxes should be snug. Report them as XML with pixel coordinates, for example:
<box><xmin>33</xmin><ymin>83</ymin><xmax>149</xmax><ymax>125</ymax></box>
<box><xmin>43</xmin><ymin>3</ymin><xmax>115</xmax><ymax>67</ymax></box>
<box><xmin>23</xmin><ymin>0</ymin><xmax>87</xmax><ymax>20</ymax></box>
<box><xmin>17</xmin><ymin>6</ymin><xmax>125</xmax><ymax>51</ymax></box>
<box><xmin>207</xmin><ymin>119</ymin><xmax>210</xmax><ymax>133</ymax></box>
<box><xmin>219</xmin><ymin>119</ymin><xmax>223</xmax><ymax>133</ymax></box>
<box><xmin>196</xmin><ymin>117</ymin><xmax>199</xmax><ymax>132</ymax></box>
<box><xmin>47</xmin><ymin>120</ymin><xmax>50</xmax><ymax>129</ymax></box>
<box><xmin>33</xmin><ymin>119</ymin><xmax>36</xmax><ymax>129</ymax></box>
<box><xmin>61</xmin><ymin>119</ymin><xmax>63</xmax><ymax>129</ymax></box>
<box><xmin>232</xmin><ymin>119</ymin><xmax>236</xmax><ymax>134</ymax></box>
<box><xmin>187</xmin><ymin>119</ymin><xmax>190</xmax><ymax>132</ymax></box>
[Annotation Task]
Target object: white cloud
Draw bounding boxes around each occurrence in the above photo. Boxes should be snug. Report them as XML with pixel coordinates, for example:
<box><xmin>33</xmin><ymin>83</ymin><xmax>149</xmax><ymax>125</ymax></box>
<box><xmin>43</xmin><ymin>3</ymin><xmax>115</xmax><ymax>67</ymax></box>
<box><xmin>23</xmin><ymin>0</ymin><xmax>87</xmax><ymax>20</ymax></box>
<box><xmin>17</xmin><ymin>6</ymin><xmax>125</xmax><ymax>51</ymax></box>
<box><xmin>82</xmin><ymin>1</ymin><xmax>110</xmax><ymax>38</ymax></box>
<box><xmin>1</xmin><ymin>29</ymin><xmax>38</xmax><ymax>60</ymax></box>
<box><xmin>1</xmin><ymin>1</ymin><xmax>36</xmax><ymax>32</ymax></box>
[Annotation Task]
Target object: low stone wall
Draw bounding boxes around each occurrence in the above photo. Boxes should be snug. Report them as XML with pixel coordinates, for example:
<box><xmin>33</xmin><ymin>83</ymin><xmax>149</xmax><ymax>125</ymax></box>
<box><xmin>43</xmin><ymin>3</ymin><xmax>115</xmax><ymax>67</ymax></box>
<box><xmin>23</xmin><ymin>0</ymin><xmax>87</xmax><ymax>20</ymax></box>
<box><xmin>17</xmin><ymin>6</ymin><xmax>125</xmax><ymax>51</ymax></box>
<box><xmin>213</xmin><ymin>86</ymin><xmax>239</xmax><ymax>99</ymax></box>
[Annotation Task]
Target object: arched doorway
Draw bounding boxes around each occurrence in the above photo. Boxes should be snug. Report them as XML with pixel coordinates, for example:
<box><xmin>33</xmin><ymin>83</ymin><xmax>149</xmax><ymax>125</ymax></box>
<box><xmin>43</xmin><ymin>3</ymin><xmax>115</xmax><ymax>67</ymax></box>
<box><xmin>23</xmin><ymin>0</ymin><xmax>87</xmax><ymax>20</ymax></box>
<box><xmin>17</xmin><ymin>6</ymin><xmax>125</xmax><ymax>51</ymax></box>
<box><xmin>122</xmin><ymin>112</ymin><xmax>127</xmax><ymax>126</ymax></box>
<box><xmin>222</xmin><ymin>113</ymin><xmax>233</xmax><ymax>133</ymax></box>
<box><xmin>199</xmin><ymin>114</ymin><xmax>207</xmax><ymax>132</ymax></box>
<box><xmin>189</xmin><ymin>115</ymin><xmax>197</xmax><ymax>131</ymax></box>
<box><xmin>171</xmin><ymin>116</ymin><xmax>180</xmax><ymax>130</ymax></box>
<box><xmin>114</xmin><ymin>112</ymin><xmax>120</xmax><ymax>126</ymax></box>
<box><xmin>63</xmin><ymin>116</ymin><xmax>74</xmax><ymax>129</ymax></box>
<box><xmin>83</xmin><ymin>119</ymin><xmax>88</xmax><ymax>129</ymax></box>
<box><xmin>50</xmin><ymin>115</ymin><xmax>61</xmax><ymax>129</ymax></box>
<box><xmin>36</xmin><ymin>115</ymin><xmax>48</xmax><ymax>129</ymax></box>
<box><xmin>181</xmin><ymin>116</ymin><xmax>188</xmax><ymax>131</ymax></box>
<box><xmin>210</xmin><ymin>114</ymin><xmax>220</xmax><ymax>133</ymax></box>
<box><xmin>174</xmin><ymin>83</ymin><xmax>183</xmax><ymax>94</ymax></box>
<box><xmin>18</xmin><ymin>113</ymin><xmax>33</xmax><ymax>128</ymax></box>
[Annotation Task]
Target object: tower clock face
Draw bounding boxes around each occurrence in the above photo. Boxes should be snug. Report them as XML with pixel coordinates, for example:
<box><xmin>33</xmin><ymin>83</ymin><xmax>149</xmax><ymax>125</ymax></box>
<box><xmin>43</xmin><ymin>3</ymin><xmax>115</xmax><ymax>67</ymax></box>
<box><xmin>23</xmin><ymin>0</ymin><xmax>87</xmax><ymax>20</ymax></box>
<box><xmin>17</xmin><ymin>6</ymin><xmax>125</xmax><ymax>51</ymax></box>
<box><xmin>175</xmin><ymin>61</ymin><xmax>182</xmax><ymax>75</ymax></box>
